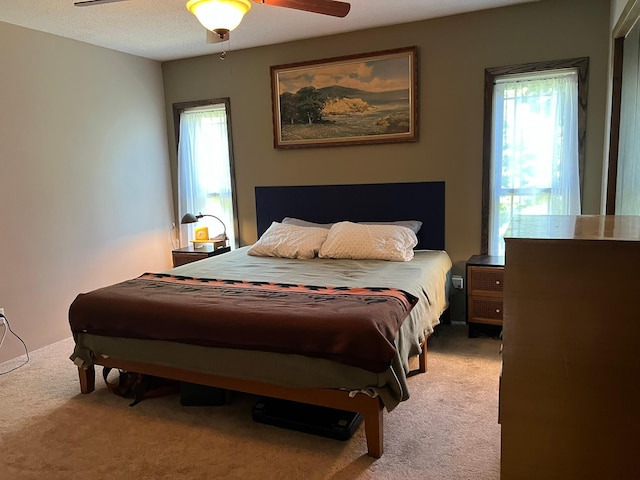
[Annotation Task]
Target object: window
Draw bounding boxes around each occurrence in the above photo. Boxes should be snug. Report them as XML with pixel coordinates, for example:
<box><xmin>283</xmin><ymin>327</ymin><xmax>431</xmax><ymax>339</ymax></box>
<box><xmin>607</xmin><ymin>3</ymin><xmax>640</xmax><ymax>215</ymax></box>
<box><xmin>482</xmin><ymin>58</ymin><xmax>588</xmax><ymax>256</ymax></box>
<box><xmin>173</xmin><ymin>99</ymin><xmax>238</xmax><ymax>248</ymax></box>
<box><xmin>615</xmin><ymin>20</ymin><xmax>640</xmax><ymax>214</ymax></box>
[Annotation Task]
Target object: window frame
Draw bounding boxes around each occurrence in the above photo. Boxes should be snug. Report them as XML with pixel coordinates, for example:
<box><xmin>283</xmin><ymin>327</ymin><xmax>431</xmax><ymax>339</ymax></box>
<box><xmin>607</xmin><ymin>0</ymin><xmax>640</xmax><ymax>214</ymax></box>
<box><xmin>172</xmin><ymin>98</ymin><xmax>240</xmax><ymax>247</ymax></box>
<box><xmin>481</xmin><ymin>57</ymin><xmax>589</xmax><ymax>255</ymax></box>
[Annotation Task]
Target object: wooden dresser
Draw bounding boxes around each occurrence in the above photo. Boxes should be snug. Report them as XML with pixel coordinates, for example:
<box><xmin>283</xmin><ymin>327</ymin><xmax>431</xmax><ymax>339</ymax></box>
<box><xmin>500</xmin><ymin>215</ymin><xmax>640</xmax><ymax>480</ymax></box>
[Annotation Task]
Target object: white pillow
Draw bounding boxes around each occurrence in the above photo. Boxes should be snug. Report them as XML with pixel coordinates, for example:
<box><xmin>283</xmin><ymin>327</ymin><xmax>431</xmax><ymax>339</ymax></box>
<box><xmin>318</xmin><ymin>221</ymin><xmax>417</xmax><ymax>262</ymax></box>
<box><xmin>247</xmin><ymin>222</ymin><xmax>329</xmax><ymax>259</ymax></box>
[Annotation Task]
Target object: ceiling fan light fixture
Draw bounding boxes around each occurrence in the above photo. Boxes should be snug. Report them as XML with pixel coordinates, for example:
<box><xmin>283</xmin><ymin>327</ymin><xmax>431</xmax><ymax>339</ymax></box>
<box><xmin>186</xmin><ymin>0</ymin><xmax>252</xmax><ymax>33</ymax></box>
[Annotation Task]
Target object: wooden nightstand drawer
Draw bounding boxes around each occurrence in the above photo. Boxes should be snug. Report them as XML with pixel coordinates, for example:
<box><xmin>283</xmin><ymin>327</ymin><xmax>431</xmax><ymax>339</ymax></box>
<box><xmin>469</xmin><ymin>266</ymin><xmax>504</xmax><ymax>295</ymax></box>
<box><xmin>172</xmin><ymin>245</ymin><xmax>230</xmax><ymax>267</ymax></box>
<box><xmin>173</xmin><ymin>252</ymin><xmax>209</xmax><ymax>266</ymax></box>
<box><xmin>469</xmin><ymin>297</ymin><xmax>504</xmax><ymax>324</ymax></box>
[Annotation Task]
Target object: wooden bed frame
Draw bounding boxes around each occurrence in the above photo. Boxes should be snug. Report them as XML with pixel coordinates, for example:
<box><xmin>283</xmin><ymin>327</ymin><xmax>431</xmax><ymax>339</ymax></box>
<box><xmin>76</xmin><ymin>181</ymin><xmax>446</xmax><ymax>458</ymax></box>
<box><xmin>78</xmin><ymin>343</ymin><xmax>427</xmax><ymax>458</ymax></box>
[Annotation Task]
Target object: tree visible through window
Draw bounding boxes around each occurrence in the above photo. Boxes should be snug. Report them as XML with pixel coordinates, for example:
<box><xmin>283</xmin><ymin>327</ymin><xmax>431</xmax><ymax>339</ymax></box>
<box><xmin>482</xmin><ymin>58</ymin><xmax>588</xmax><ymax>256</ymax></box>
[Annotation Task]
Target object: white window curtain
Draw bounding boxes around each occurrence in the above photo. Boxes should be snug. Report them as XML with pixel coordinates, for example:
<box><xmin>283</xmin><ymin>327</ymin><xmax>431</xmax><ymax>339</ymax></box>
<box><xmin>616</xmin><ymin>22</ymin><xmax>640</xmax><ymax>215</ymax></box>
<box><xmin>177</xmin><ymin>105</ymin><xmax>235</xmax><ymax>247</ymax></box>
<box><xmin>489</xmin><ymin>71</ymin><xmax>581</xmax><ymax>256</ymax></box>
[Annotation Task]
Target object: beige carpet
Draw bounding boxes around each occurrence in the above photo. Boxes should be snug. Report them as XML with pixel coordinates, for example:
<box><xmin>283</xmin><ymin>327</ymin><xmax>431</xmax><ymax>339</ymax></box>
<box><xmin>0</xmin><ymin>324</ymin><xmax>501</xmax><ymax>479</ymax></box>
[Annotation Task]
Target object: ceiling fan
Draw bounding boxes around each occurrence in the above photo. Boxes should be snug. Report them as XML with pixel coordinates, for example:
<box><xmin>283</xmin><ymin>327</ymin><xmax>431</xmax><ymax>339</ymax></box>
<box><xmin>74</xmin><ymin>0</ymin><xmax>351</xmax><ymax>42</ymax></box>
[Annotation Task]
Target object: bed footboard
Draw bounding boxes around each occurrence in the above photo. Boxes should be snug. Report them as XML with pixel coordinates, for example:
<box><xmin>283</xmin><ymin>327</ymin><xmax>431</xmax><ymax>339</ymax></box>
<box><xmin>77</xmin><ymin>360</ymin><xmax>385</xmax><ymax>458</ymax></box>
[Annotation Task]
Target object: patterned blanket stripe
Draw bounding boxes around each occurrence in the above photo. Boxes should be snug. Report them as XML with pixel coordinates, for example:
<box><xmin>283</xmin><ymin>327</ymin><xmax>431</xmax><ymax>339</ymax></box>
<box><xmin>139</xmin><ymin>272</ymin><xmax>417</xmax><ymax>310</ymax></box>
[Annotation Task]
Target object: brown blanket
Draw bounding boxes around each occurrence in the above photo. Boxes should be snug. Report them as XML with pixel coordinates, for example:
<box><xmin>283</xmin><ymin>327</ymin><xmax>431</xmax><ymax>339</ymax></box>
<box><xmin>69</xmin><ymin>273</ymin><xmax>418</xmax><ymax>373</ymax></box>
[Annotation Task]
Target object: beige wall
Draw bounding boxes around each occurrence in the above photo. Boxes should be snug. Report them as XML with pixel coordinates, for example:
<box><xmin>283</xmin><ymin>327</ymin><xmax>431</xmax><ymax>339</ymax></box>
<box><xmin>162</xmin><ymin>0</ymin><xmax>610</xmax><ymax>274</ymax></box>
<box><xmin>0</xmin><ymin>22</ymin><xmax>174</xmax><ymax>362</ymax></box>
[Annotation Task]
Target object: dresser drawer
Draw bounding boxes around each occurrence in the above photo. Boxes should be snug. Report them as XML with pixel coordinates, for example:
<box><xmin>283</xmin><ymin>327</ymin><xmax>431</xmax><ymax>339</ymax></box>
<box><xmin>469</xmin><ymin>266</ymin><xmax>504</xmax><ymax>296</ymax></box>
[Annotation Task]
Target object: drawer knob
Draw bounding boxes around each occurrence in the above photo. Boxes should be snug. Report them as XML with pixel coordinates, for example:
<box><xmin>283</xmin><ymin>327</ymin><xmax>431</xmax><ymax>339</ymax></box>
<box><xmin>495</xmin><ymin>280</ymin><xmax>501</xmax><ymax>285</ymax></box>
<box><xmin>496</xmin><ymin>308</ymin><xmax>501</xmax><ymax>314</ymax></box>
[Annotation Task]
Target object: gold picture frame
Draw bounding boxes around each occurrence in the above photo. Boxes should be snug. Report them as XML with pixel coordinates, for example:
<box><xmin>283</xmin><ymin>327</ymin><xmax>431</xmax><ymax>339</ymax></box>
<box><xmin>270</xmin><ymin>46</ymin><xmax>418</xmax><ymax>149</ymax></box>
<box><xmin>194</xmin><ymin>226</ymin><xmax>209</xmax><ymax>241</ymax></box>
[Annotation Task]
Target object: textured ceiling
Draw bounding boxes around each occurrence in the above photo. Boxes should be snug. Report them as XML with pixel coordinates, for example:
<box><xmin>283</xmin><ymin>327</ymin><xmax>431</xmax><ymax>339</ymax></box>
<box><xmin>0</xmin><ymin>0</ymin><xmax>537</xmax><ymax>62</ymax></box>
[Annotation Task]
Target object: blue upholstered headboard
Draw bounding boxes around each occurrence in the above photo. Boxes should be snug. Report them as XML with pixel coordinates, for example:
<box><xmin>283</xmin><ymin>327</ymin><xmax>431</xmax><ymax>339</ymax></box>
<box><xmin>255</xmin><ymin>182</ymin><xmax>445</xmax><ymax>251</ymax></box>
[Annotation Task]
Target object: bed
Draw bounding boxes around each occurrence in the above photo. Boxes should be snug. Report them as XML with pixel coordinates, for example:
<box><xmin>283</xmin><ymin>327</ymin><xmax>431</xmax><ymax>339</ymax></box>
<box><xmin>69</xmin><ymin>181</ymin><xmax>451</xmax><ymax>458</ymax></box>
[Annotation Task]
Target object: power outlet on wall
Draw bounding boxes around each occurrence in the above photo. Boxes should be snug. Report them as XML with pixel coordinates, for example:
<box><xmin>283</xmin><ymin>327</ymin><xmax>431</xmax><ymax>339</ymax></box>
<box><xmin>0</xmin><ymin>307</ymin><xmax>5</xmax><ymax>327</ymax></box>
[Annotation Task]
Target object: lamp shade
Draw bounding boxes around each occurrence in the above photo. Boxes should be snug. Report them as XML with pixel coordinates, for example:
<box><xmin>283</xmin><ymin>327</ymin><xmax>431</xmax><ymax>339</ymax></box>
<box><xmin>186</xmin><ymin>0</ymin><xmax>252</xmax><ymax>33</ymax></box>
<box><xmin>180</xmin><ymin>213</ymin><xmax>199</xmax><ymax>224</ymax></box>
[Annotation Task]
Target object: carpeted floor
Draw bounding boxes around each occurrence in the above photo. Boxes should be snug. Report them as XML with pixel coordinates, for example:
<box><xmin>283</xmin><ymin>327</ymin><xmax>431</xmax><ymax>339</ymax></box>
<box><xmin>0</xmin><ymin>324</ymin><xmax>501</xmax><ymax>479</ymax></box>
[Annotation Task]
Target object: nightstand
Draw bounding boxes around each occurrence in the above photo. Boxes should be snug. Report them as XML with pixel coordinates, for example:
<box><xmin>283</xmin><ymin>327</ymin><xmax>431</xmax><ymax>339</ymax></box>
<box><xmin>466</xmin><ymin>254</ymin><xmax>504</xmax><ymax>338</ymax></box>
<box><xmin>172</xmin><ymin>245</ymin><xmax>231</xmax><ymax>267</ymax></box>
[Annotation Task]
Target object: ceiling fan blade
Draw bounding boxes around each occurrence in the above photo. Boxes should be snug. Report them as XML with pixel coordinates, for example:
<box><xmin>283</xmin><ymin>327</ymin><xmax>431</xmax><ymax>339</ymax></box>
<box><xmin>74</xmin><ymin>0</ymin><xmax>129</xmax><ymax>6</ymax></box>
<box><xmin>255</xmin><ymin>0</ymin><xmax>350</xmax><ymax>18</ymax></box>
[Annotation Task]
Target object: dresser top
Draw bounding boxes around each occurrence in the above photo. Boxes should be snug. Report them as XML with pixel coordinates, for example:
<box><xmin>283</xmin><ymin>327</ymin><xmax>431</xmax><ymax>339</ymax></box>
<box><xmin>505</xmin><ymin>215</ymin><xmax>640</xmax><ymax>242</ymax></box>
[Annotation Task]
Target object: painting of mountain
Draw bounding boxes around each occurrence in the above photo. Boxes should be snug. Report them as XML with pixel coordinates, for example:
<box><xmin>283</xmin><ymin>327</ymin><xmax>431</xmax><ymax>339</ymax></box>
<box><xmin>271</xmin><ymin>47</ymin><xmax>417</xmax><ymax>148</ymax></box>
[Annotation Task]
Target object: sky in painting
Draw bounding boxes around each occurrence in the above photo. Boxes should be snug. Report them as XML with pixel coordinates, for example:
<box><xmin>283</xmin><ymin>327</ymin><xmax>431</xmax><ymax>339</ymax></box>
<box><xmin>277</xmin><ymin>54</ymin><xmax>411</xmax><ymax>94</ymax></box>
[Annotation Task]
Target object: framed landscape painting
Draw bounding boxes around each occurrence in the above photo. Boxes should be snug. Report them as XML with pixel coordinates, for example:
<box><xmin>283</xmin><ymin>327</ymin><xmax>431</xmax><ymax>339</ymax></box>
<box><xmin>270</xmin><ymin>46</ymin><xmax>418</xmax><ymax>149</ymax></box>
